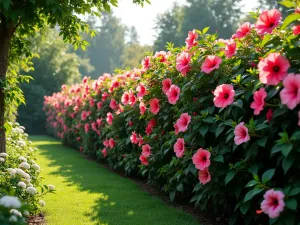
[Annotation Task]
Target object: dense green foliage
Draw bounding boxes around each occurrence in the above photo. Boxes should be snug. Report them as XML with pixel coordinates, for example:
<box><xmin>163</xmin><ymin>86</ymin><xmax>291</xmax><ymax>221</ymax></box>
<box><xmin>44</xmin><ymin>2</ymin><xmax>300</xmax><ymax>224</ymax></box>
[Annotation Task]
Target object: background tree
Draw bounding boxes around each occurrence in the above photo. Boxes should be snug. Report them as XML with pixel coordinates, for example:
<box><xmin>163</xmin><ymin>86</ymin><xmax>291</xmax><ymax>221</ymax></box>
<box><xmin>17</xmin><ymin>29</ymin><xmax>93</xmax><ymax>134</ymax></box>
<box><xmin>0</xmin><ymin>0</ymin><xmax>149</xmax><ymax>152</ymax></box>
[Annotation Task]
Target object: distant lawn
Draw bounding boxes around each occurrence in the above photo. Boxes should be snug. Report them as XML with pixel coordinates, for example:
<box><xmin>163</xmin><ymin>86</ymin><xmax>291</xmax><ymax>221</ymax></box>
<box><xmin>31</xmin><ymin>135</ymin><xmax>201</xmax><ymax>225</ymax></box>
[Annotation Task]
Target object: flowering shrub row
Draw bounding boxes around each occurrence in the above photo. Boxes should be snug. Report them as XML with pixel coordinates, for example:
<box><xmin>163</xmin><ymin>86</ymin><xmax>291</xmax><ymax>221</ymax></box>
<box><xmin>44</xmin><ymin>3</ymin><xmax>300</xmax><ymax>225</ymax></box>
<box><xmin>0</xmin><ymin>123</ymin><xmax>54</xmax><ymax>224</ymax></box>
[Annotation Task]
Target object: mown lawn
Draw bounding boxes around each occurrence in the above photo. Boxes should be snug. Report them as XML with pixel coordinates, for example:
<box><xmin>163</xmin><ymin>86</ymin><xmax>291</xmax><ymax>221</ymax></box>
<box><xmin>30</xmin><ymin>135</ymin><xmax>201</xmax><ymax>225</ymax></box>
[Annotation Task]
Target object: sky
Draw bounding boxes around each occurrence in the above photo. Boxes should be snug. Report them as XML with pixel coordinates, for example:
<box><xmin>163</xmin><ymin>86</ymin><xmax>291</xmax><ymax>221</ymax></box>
<box><xmin>114</xmin><ymin>0</ymin><xmax>260</xmax><ymax>45</ymax></box>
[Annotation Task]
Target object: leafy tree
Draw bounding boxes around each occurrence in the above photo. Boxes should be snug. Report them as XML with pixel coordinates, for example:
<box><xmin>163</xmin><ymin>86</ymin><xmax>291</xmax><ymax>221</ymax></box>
<box><xmin>0</xmin><ymin>0</ymin><xmax>149</xmax><ymax>152</ymax></box>
<box><xmin>18</xmin><ymin>28</ymin><xmax>93</xmax><ymax>134</ymax></box>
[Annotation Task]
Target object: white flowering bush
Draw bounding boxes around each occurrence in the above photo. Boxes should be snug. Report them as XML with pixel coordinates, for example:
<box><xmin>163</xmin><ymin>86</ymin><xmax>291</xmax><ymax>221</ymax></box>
<box><xmin>0</xmin><ymin>123</ymin><xmax>54</xmax><ymax>224</ymax></box>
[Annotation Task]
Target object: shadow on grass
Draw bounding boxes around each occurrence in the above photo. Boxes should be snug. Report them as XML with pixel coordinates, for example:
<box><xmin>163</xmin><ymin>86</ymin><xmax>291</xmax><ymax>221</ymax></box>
<box><xmin>31</xmin><ymin>135</ymin><xmax>200</xmax><ymax>225</ymax></box>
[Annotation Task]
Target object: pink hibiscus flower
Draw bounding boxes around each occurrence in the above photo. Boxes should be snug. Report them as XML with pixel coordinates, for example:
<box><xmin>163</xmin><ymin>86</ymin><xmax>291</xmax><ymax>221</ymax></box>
<box><xmin>258</xmin><ymin>53</ymin><xmax>290</xmax><ymax>85</ymax></box>
<box><xmin>292</xmin><ymin>25</ymin><xmax>300</xmax><ymax>35</ymax></box>
<box><xmin>102</xmin><ymin>148</ymin><xmax>107</xmax><ymax>157</ymax></box>
<box><xmin>266</xmin><ymin>109</ymin><xmax>273</xmax><ymax>123</ymax></box>
<box><xmin>142</xmin><ymin>144</ymin><xmax>151</xmax><ymax>157</ymax></box>
<box><xmin>176</xmin><ymin>52</ymin><xmax>191</xmax><ymax>76</ymax></box>
<box><xmin>213</xmin><ymin>84</ymin><xmax>235</xmax><ymax>108</ymax></box>
<box><xmin>139</xmin><ymin>102</ymin><xmax>147</xmax><ymax>115</ymax></box>
<box><xmin>138</xmin><ymin>135</ymin><xmax>143</xmax><ymax>147</ymax></box>
<box><xmin>137</xmin><ymin>83</ymin><xmax>147</xmax><ymax>98</ymax></box>
<box><xmin>97</xmin><ymin>101</ymin><xmax>103</xmax><ymax>110</ymax></box>
<box><xmin>149</xmin><ymin>98</ymin><xmax>160</xmax><ymax>115</ymax></box>
<box><xmin>255</xmin><ymin>9</ymin><xmax>281</xmax><ymax>35</ymax></box>
<box><xmin>225</xmin><ymin>40</ymin><xmax>236</xmax><ymax>58</ymax></box>
<box><xmin>201</xmin><ymin>55</ymin><xmax>222</xmax><ymax>74</ymax></box>
<box><xmin>250</xmin><ymin>88</ymin><xmax>267</xmax><ymax>115</ymax></box>
<box><xmin>166</xmin><ymin>85</ymin><xmax>180</xmax><ymax>105</ymax></box>
<box><xmin>162</xmin><ymin>78</ymin><xmax>172</xmax><ymax>94</ymax></box>
<box><xmin>130</xmin><ymin>131</ymin><xmax>139</xmax><ymax>144</ymax></box>
<box><xmin>89</xmin><ymin>98</ymin><xmax>95</xmax><ymax>107</ymax></box>
<box><xmin>174</xmin><ymin>123</ymin><xmax>179</xmax><ymax>135</ymax></box>
<box><xmin>121</xmin><ymin>91</ymin><xmax>129</xmax><ymax>105</ymax></box>
<box><xmin>139</xmin><ymin>155</ymin><xmax>148</xmax><ymax>165</ymax></box>
<box><xmin>280</xmin><ymin>74</ymin><xmax>300</xmax><ymax>109</ymax></box>
<box><xmin>173</xmin><ymin>138</ymin><xmax>185</xmax><ymax>158</ymax></box>
<box><xmin>142</xmin><ymin>56</ymin><xmax>151</xmax><ymax>70</ymax></box>
<box><xmin>185</xmin><ymin>29</ymin><xmax>198</xmax><ymax>49</ymax></box>
<box><xmin>234</xmin><ymin>122</ymin><xmax>250</xmax><ymax>145</ymax></box>
<box><xmin>261</xmin><ymin>189</ymin><xmax>285</xmax><ymax>219</ymax></box>
<box><xmin>106</xmin><ymin>112</ymin><xmax>113</xmax><ymax>125</ymax></box>
<box><xmin>102</xmin><ymin>92</ymin><xmax>108</xmax><ymax>101</ymax></box>
<box><xmin>235</xmin><ymin>22</ymin><xmax>251</xmax><ymax>38</ymax></box>
<box><xmin>84</xmin><ymin>123</ymin><xmax>90</xmax><ymax>133</ymax></box>
<box><xmin>176</xmin><ymin>113</ymin><xmax>191</xmax><ymax>133</ymax></box>
<box><xmin>103</xmin><ymin>139</ymin><xmax>109</xmax><ymax>148</ymax></box>
<box><xmin>198</xmin><ymin>168</ymin><xmax>211</xmax><ymax>185</ymax></box>
<box><xmin>110</xmin><ymin>98</ymin><xmax>118</xmax><ymax>110</ymax></box>
<box><xmin>128</xmin><ymin>91</ymin><xmax>137</xmax><ymax>106</ymax></box>
<box><xmin>109</xmin><ymin>138</ymin><xmax>115</xmax><ymax>149</ymax></box>
<box><xmin>192</xmin><ymin>148</ymin><xmax>211</xmax><ymax>170</ymax></box>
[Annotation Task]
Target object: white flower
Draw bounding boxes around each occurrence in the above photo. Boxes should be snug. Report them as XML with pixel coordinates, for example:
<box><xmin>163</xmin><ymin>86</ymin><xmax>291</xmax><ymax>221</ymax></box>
<box><xmin>39</xmin><ymin>200</ymin><xmax>46</xmax><ymax>207</ymax></box>
<box><xmin>26</xmin><ymin>187</ymin><xmax>37</xmax><ymax>195</ymax></box>
<box><xmin>0</xmin><ymin>196</ymin><xmax>21</xmax><ymax>208</ymax></box>
<box><xmin>0</xmin><ymin>152</ymin><xmax>8</xmax><ymax>157</ymax></box>
<box><xmin>7</xmin><ymin>168</ymin><xmax>16</xmax><ymax>176</ymax></box>
<box><xmin>27</xmin><ymin>183</ymin><xmax>33</xmax><ymax>187</ymax></box>
<box><xmin>32</xmin><ymin>164</ymin><xmax>40</xmax><ymax>170</ymax></box>
<box><xmin>48</xmin><ymin>184</ymin><xmax>55</xmax><ymax>190</ymax></box>
<box><xmin>23</xmin><ymin>173</ymin><xmax>30</xmax><ymax>180</ymax></box>
<box><xmin>24</xmin><ymin>133</ymin><xmax>28</xmax><ymax>137</ymax></box>
<box><xmin>17</xmin><ymin>181</ymin><xmax>26</xmax><ymax>189</ymax></box>
<box><xmin>17</xmin><ymin>140</ymin><xmax>26</xmax><ymax>147</ymax></box>
<box><xmin>23</xmin><ymin>211</ymin><xmax>29</xmax><ymax>217</ymax></box>
<box><xmin>0</xmin><ymin>157</ymin><xmax>5</xmax><ymax>162</ymax></box>
<box><xmin>18</xmin><ymin>156</ymin><xmax>27</xmax><ymax>162</ymax></box>
<box><xmin>16</xmin><ymin>168</ymin><xmax>25</xmax><ymax>176</ymax></box>
<box><xmin>19</xmin><ymin>162</ymin><xmax>30</xmax><ymax>169</ymax></box>
<box><xmin>9</xmin><ymin>215</ymin><xmax>18</xmax><ymax>222</ymax></box>
<box><xmin>10</xmin><ymin>209</ymin><xmax>22</xmax><ymax>217</ymax></box>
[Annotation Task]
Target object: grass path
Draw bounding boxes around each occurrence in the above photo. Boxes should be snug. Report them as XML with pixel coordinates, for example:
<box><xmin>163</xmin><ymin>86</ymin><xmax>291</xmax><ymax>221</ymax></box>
<box><xmin>31</xmin><ymin>135</ymin><xmax>200</xmax><ymax>225</ymax></box>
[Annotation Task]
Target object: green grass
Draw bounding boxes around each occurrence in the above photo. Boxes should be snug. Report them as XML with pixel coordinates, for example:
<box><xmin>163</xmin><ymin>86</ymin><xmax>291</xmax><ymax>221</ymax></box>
<box><xmin>30</xmin><ymin>135</ymin><xmax>200</xmax><ymax>225</ymax></box>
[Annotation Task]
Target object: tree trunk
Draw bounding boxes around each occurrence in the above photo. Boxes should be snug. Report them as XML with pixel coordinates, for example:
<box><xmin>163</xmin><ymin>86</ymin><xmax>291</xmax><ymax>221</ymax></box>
<box><xmin>0</xmin><ymin>19</ymin><xmax>13</xmax><ymax>153</ymax></box>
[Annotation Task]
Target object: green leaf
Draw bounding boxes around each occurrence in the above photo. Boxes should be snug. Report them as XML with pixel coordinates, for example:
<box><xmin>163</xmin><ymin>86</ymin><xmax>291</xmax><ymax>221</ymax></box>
<box><xmin>282</xmin><ymin>144</ymin><xmax>293</xmax><ymax>157</ymax></box>
<box><xmin>285</xmin><ymin>198</ymin><xmax>297</xmax><ymax>210</ymax></box>
<box><xmin>279</xmin><ymin>0</ymin><xmax>296</xmax><ymax>8</ymax></box>
<box><xmin>240</xmin><ymin>201</ymin><xmax>251</xmax><ymax>215</ymax></box>
<box><xmin>271</xmin><ymin>144</ymin><xmax>283</xmax><ymax>156</ymax></box>
<box><xmin>245</xmin><ymin>180</ymin><xmax>258</xmax><ymax>188</ymax></box>
<box><xmin>244</xmin><ymin>188</ymin><xmax>263</xmax><ymax>202</ymax></box>
<box><xmin>262</xmin><ymin>169</ymin><xmax>275</xmax><ymax>184</ymax></box>
<box><xmin>248</xmin><ymin>164</ymin><xmax>259</xmax><ymax>175</ymax></box>
<box><xmin>260</xmin><ymin>34</ymin><xmax>272</xmax><ymax>47</ymax></box>
<box><xmin>213</xmin><ymin>155</ymin><xmax>224</xmax><ymax>163</ymax></box>
<box><xmin>2</xmin><ymin>0</ymin><xmax>11</xmax><ymax>10</ymax></box>
<box><xmin>257</xmin><ymin>137</ymin><xmax>267</xmax><ymax>147</ymax></box>
<box><xmin>282</xmin><ymin>155</ymin><xmax>295</xmax><ymax>174</ymax></box>
<box><xmin>199</xmin><ymin>125</ymin><xmax>209</xmax><ymax>137</ymax></box>
<box><xmin>176</xmin><ymin>183</ymin><xmax>184</xmax><ymax>192</ymax></box>
<box><xmin>289</xmin><ymin>187</ymin><xmax>300</xmax><ymax>196</ymax></box>
<box><xmin>169</xmin><ymin>191</ymin><xmax>176</xmax><ymax>201</ymax></box>
<box><xmin>281</xmin><ymin>14</ymin><xmax>300</xmax><ymax>29</ymax></box>
<box><xmin>291</xmin><ymin>131</ymin><xmax>300</xmax><ymax>141</ymax></box>
<box><xmin>202</xmin><ymin>27</ymin><xmax>209</xmax><ymax>35</ymax></box>
<box><xmin>225</xmin><ymin>170</ymin><xmax>236</xmax><ymax>185</ymax></box>
<box><xmin>215</xmin><ymin>126</ymin><xmax>225</xmax><ymax>138</ymax></box>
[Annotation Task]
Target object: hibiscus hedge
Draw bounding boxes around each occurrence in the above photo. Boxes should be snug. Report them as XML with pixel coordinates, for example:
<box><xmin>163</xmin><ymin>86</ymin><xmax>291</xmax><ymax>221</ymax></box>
<box><xmin>44</xmin><ymin>3</ymin><xmax>300</xmax><ymax>225</ymax></box>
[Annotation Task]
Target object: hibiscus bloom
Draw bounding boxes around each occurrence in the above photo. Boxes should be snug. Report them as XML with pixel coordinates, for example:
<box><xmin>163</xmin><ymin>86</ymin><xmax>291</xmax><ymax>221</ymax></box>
<box><xmin>110</xmin><ymin>98</ymin><xmax>118</xmax><ymax>110</ymax></box>
<box><xmin>84</xmin><ymin>123</ymin><xmax>90</xmax><ymax>133</ymax></box>
<box><xmin>185</xmin><ymin>29</ymin><xmax>198</xmax><ymax>49</ymax></box>
<box><xmin>162</xmin><ymin>78</ymin><xmax>172</xmax><ymax>94</ymax></box>
<box><xmin>192</xmin><ymin>148</ymin><xmax>211</xmax><ymax>170</ymax></box>
<box><xmin>130</xmin><ymin>131</ymin><xmax>139</xmax><ymax>144</ymax></box>
<box><xmin>234</xmin><ymin>122</ymin><xmax>250</xmax><ymax>145</ymax></box>
<box><xmin>292</xmin><ymin>25</ymin><xmax>300</xmax><ymax>35</ymax></box>
<box><xmin>142</xmin><ymin>56</ymin><xmax>151</xmax><ymax>70</ymax></box>
<box><xmin>176</xmin><ymin>52</ymin><xmax>191</xmax><ymax>76</ymax></box>
<box><xmin>173</xmin><ymin>138</ymin><xmax>185</xmax><ymax>158</ymax></box>
<box><xmin>201</xmin><ymin>55</ymin><xmax>222</xmax><ymax>74</ymax></box>
<box><xmin>225</xmin><ymin>40</ymin><xmax>236</xmax><ymax>58</ymax></box>
<box><xmin>213</xmin><ymin>84</ymin><xmax>235</xmax><ymax>108</ymax></box>
<box><xmin>261</xmin><ymin>189</ymin><xmax>285</xmax><ymax>219</ymax></box>
<box><xmin>166</xmin><ymin>85</ymin><xmax>180</xmax><ymax>105</ymax></box>
<box><xmin>149</xmin><ymin>98</ymin><xmax>160</xmax><ymax>114</ymax></box>
<box><xmin>89</xmin><ymin>98</ymin><xmax>95</xmax><ymax>107</ymax></box>
<box><xmin>103</xmin><ymin>139</ymin><xmax>109</xmax><ymax>148</ymax></box>
<box><xmin>128</xmin><ymin>91</ymin><xmax>137</xmax><ymax>106</ymax></box>
<box><xmin>250</xmin><ymin>88</ymin><xmax>267</xmax><ymax>115</ymax></box>
<box><xmin>121</xmin><ymin>91</ymin><xmax>129</xmax><ymax>105</ymax></box>
<box><xmin>198</xmin><ymin>168</ymin><xmax>211</xmax><ymax>185</ymax></box>
<box><xmin>109</xmin><ymin>138</ymin><xmax>115</xmax><ymax>149</ymax></box>
<box><xmin>142</xmin><ymin>144</ymin><xmax>151</xmax><ymax>157</ymax></box>
<box><xmin>235</xmin><ymin>22</ymin><xmax>251</xmax><ymax>38</ymax></box>
<box><xmin>139</xmin><ymin>102</ymin><xmax>147</xmax><ymax>115</ymax></box>
<box><xmin>266</xmin><ymin>109</ymin><xmax>273</xmax><ymax>123</ymax></box>
<box><xmin>280</xmin><ymin>74</ymin><xmax>300</xmax><ymax>109</ymax></box>
<box><xmin>174</xmin><ymin>123</ymin><xmax>179</xmax><ymax>135</ymax></box>
<box><xmin>255</xmin><ymin>9</ymin><xmax>281</xmax><ymax>35</ymax></box>
<box><xmin>176</xmin><ymin>113</ymin><xmax>191</xmax><ymax>133</ymax></box>
<box><xmin>106</xmin><ymin>112</ymin><xmax>113</xmax><ymax>125</ymax></box>
<box><xmin>139</xmin><ymin>155</ymin><xmax>148</xmax><ymax>165</ymax></box>
<box><xmin>102</xmin><ymin>92</ymin><xmax>108</xmax><ymax>101</ymax></box>
<box><xmin>137</xmin><ymin>83</ymin><xmax>147</xmax><ymax>98</ymax></box>
<box><xmin>258</xmin><ymin>53</ymin><xmax>290</xmax><ymax>85</ymax></box>
<box><xmin>81</xmin><ymin>111</ymin><xmax>88</xmax><ymax>121</ymax></box>
<box><xmin>102</xmin><ymin>148</ymin><xmax>107</xmax><ymax>157</ymax></box>
<box><xmin>97</xmin><ymin>101</ymin><xmax>103</xmax><ymax>110</ymax></box>
<box><xmin>138</xmin><ymin>135</ymin><xmax>143</xmax><ymax>147</ymax></box>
